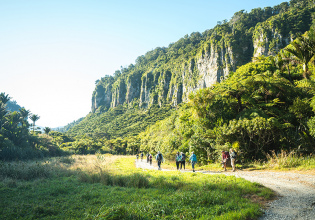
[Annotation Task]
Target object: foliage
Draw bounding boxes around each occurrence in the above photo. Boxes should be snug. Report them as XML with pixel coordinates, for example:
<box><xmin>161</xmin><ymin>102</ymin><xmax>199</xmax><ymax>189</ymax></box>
<box><xmin>0</xmin><ymin>93</ymin><xmax>67</xmax><ymax>161</ymax></box>
<box><xmin>62</xmin><ymin>104</ymin><xmax>174</xmax><ymax>155</ymax></box>
<box><xmin>139</xmin><ymin>32</ymin><xmax>315</xmax><ymax>163</ymax></box>
<box><xmin>57</xmin><ymin>117</ymin><xmax>84</xmax><ymax>133</ymax></box>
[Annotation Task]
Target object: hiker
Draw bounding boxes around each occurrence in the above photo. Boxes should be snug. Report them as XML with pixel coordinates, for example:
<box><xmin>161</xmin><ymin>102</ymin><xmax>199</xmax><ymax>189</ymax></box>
<box><xmin>140</xmin><ymin>152</ymin><xmax>143</xmax><ymax>161</ymax></box>
<box><xmin>180</xmin><ymin>152</ymin><xmax>186</xmax><ymax>170</ymax></box>
<box><xmin>156</xmin><ymin>151</ymin><xmax>164</xmax><ymax>170</ymax></box>
<box><xmin>189</xmin><ymin>152</ymin><xmax>197</xmax><ymax>172</ymax></box>
<box><xmin>229</xmin><ymin>148</ymin><xmax>237</xmax><ymax>172</ymax></box>
<box><xmin>175</xmin><ymin>152</ymin><xmax>181</xmax><ymax>170</ymax></box>
<box><xmin>221</xmin><ymin>150</ymin><xmax>230</xmax><ymax>171</ymax></box>
<box><xmin>146</xmin><ymin>153</ymin><xmax>150</xmax><ymax>163</ymax></box>
<box><xmin>149</xmin><ymin>154</ymin><xmax>153</xmax><ymax>165</ymax></box>
<box><xmin>136</xmin><ymin>154</ymin><xmax>139</xmax><ymax>161</ymax></box>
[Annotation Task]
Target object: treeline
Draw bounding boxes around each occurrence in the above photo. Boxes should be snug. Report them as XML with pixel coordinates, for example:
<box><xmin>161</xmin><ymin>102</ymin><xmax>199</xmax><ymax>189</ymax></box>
<box><xmin>0</xmin><ymin>93</ymin><xmax>66</xmax><ymax>160</ymax></box>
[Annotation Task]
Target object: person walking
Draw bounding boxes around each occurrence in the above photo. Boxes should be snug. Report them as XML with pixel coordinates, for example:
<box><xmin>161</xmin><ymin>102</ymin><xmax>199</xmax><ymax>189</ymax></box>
<box><xmin>221</xmin><ymin>150</ymin><xmax>230</xmax><ymax>171</ymax></box>
<box><xmin>180</xmin><ymin>152</ymin><xmax>186</xmax><ymax>170</ymax></box>
<box><xmin>140</xmin><ymin>152</ymin><xmax>143</xmax><ymax>161</ymax></box>
<box><xmin>189</xmin><ymin>152</ymin><xmax>197</xmax><ymax>172</ymax></box>
<box><xmin>175</xmin><ymin>152</ymin><xmax>181</xmax><ymax>170</ymax></box>
<box><xmin>229</xmin><ymin>148</ymin><xmax>237</xmax><ymax>172</ymax></box>
<box><xmin>149</xmin><ymin>154</ymin><xmax>153</xmax><ymax>166</ymax></box>
<box><xmin>156</xmin><ymin>151</ymin><xmax>164</xmax><ymax>170</ymax></box>
<box><xmin>146</xmin><ymin>153</ymin><xmax>150</xmax><ymax>163</ymax></box>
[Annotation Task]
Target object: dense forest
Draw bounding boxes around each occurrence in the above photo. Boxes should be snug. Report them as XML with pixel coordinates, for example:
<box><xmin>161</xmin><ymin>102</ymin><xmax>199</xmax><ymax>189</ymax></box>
<box><xmin>2</xmin><ymin>0</ymin><xmax>315</xmax><ymax>162</ymax></box>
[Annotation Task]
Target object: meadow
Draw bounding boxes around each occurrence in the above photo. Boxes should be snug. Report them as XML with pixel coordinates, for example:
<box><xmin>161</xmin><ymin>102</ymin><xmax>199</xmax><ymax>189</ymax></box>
<box><xmin>0</xmin><ymin>155</ymin><xmax>274</xmax><ymax>219</ymax></box>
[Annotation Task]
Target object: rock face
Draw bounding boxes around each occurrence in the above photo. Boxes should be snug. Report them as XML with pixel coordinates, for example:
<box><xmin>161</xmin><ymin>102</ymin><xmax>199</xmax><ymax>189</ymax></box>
<box><xmin>253</xmin><ymin>29</ymin><xmax>292</xmax><ymax>58</ymax></box>
<box><xmin>91</xmin><ymin>83</ymin><xmax>112</xmax><ymax>112</ymax></box>
<box><xmin>92</xmin><ymin>42</ymin><xmax>236</xmax><ymax>112</ymax></box>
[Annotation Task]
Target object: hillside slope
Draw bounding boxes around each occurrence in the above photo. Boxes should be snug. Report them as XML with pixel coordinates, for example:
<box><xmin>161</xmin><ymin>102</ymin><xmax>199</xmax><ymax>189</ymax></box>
<box><xmin>67</xmin><ymin>0</ymin><xmax>315</xmax><ymax>141</ymax></box>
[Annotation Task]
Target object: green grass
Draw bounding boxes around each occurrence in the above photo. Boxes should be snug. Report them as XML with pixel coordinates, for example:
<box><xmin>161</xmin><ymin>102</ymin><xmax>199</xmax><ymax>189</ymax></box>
<box><xmin>0</xmin><ymin>155</ymin><xmax>274</xmax><ymax>219</ymax></box>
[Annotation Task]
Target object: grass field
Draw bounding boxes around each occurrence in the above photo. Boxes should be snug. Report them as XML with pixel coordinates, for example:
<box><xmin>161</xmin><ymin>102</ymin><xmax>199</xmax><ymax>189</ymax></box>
<box><xmin>0</xmin><ymin>155</ymin><xmax>274</xmax><ymax>219</ymax></box>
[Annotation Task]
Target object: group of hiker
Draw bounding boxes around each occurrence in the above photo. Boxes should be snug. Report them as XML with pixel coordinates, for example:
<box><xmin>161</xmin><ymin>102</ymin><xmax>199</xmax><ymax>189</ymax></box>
<box><xmin>221</xmin><ymin>148</ymin><xmax>237</xmax><ymax>172</ymax></box>
<box><xmin>136</xmin><ymin>148</ymin><xmax>237</xmax><ymax>172</ymax></box>
<box><xmin>136</xmin><ymin>152</ymin><xmax>153</xmax><ymax>165</ymax></box>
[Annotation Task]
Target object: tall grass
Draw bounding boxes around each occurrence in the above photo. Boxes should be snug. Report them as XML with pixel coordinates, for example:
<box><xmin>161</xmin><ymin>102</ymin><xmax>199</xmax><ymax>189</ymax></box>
<box><xmin>264</xmin><ymin>150</ymin><xmax>315</xmax><ymax>170</ymax></box>
<box><xmin>0</xmin><ymin>156</ymin><xmax>77</xmax><ymax>181</ymax></box>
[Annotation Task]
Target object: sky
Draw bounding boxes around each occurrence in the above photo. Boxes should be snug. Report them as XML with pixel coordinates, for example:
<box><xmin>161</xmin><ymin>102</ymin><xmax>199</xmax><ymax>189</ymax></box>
<box><xmin>0</xmin><ymin>0</ymin><xmax>286</xmax><ymax>128</ymax></box>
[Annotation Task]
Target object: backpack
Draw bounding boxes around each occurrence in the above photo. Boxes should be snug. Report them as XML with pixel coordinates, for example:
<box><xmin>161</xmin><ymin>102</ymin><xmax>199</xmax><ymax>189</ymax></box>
<box><xmin>231</xmin><ymin>151</ymin><xmax>237</xmax><ymax>159</ymax></box>
<box><xmin>225</xmin><ymin>151</ymin><xmax>230</xmax><ymax>159</ymax></box>
<box><xmin>181</xmin><ymin>153</ymin><xmax>185</xmax><ymax>161</ymax></box>
<box><xmin>157</xmin><ymin>153</ymin><xmax>162</xmax><ymax>161</ymax></box>
<box><xmin>149</xmin><ymin>155</ymin><xmax>152</xmax><ymax>159</ymax></box>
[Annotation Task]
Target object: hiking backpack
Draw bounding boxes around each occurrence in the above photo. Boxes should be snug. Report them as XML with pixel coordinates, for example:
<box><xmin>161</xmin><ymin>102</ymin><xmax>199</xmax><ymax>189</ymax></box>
<box><xmin>157</xmin><ymin>153</ymin><xmax>162</xmax><ymax>161</ymax></box>
<box><xmin>181</xmin><ymin>153</ymin><xmax>185</xmax><ymax>161</ymax></box>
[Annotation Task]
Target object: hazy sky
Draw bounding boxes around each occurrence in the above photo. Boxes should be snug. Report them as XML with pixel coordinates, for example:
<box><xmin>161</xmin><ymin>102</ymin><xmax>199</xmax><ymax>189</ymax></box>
<box><xmin>0</xmin><ymin>0</ymin><xmax>286</xmax><ymax>128</ymax></box>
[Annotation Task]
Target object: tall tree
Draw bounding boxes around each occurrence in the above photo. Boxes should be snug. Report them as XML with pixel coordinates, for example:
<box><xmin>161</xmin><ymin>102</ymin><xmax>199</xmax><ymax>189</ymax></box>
<box><xmin>0</xmin><ymin>93</ymin><xmax>10</xmax><ymax>133</ymax></box>
<box><xmin>44</xmin><ymin>127</ymin><xmax>51</xmax><ymax>135</ymax></box>
<box><xmin>284</xmin><ymin>29</ymin><xmax>315</xmax><ymax>79</ymax></box>
<box><xmin>0</xmin><ymin>92</ymin><xmax>10</xmax><ymax>104</ymax></box>
<box><xmin>29</xmin><ymin>114</ymin><xmax>40</xmax><ymax>133</ymax></box>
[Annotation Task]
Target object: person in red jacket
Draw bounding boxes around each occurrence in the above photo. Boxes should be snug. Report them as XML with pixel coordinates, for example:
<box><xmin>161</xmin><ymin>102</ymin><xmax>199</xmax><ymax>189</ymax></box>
<box><xmin>221</xmin><ymin>150</ymin><xmax>230</xmax><ymax>171</ymax></box>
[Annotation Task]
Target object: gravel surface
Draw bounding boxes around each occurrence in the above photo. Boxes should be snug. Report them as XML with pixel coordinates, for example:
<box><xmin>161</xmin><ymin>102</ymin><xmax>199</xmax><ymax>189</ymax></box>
<box><xmin>135</xmin><ymin>160</ymin><xmax>315</xmax><ymax>220</ymax></box>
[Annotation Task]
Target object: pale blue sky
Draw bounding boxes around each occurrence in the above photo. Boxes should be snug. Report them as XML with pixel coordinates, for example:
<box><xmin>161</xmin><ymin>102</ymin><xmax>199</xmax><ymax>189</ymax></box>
<box><xmin>0</xmin><ymin>0</ymin><xmax>286</xmax><ymax>128</ymax></box>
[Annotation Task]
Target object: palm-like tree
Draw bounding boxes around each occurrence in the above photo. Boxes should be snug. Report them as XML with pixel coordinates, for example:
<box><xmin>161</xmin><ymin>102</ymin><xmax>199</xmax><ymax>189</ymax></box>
<box><xmin>29</xmin><ymin>114</ymin><xmax>40</xmax><ymax>133</ymax></box>
<box><xmin>0</xmin><ymin>102</ymin><xmax>7</xmax><ymax>133</ymax></box>
<box><xmin>44</xmin><ymin>127</ymin><xmax>51</xmax><ymax>135</ymax></box>
<box><xmin>0</xmin><ymin>92</ymin><xmax>10</xmax><ymax>104</ymax></box>
<box><xmin>19</xmin><ymin>108</ymin><xmax>30</xmax><ymax>127</ymax></box>
<box><xmin>0</xmin><ymin>93</ymin><xmax>10</xmax><ymax>133</ymax></box>
<box><xmin>285</xmin><ymin>30</ymin><xmax>315</xmax><ymax>79</ymax></box>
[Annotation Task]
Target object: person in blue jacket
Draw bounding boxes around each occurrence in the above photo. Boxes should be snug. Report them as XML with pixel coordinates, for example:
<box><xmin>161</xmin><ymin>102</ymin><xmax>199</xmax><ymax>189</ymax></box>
<box><xmin>156</xmin><ymin>151</ymin><xmax>164</xmax><ymax>170</ymax></box>
<box><xmin>189</xmin><ymin>152</ymin><xmax>197</xmax><ymax>172</ymax></box>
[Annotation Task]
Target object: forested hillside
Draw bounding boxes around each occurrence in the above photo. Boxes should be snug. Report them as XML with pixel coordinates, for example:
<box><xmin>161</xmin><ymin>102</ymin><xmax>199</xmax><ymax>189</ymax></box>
<box><xmin>62</xmin><ymin>0</ymin><xmax>315</xmax><ymax>160</ymax></box>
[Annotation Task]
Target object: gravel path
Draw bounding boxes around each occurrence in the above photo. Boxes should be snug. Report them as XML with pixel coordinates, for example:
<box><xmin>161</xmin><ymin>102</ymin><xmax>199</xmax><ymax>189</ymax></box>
<box><xmin>135</xmin><ymin>160</ymin><xmax>315</xmax><ymax>220</ymax></box>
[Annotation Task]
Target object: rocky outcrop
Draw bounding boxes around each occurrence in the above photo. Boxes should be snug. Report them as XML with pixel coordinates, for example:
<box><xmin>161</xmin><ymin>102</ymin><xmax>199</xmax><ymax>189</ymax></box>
<box><xmin>111</xmin><ymin>79</ymin><xmax>126</xmax><ymax>108</ymax></box>
<box><xmin>126</xmin><ymin>71</ymin><xmax>142</xmax><ymax>103</ymax></box>
<box><xmin>253</xmin><ymin>29</ymin><xmax>292</xmax><ymax>57</ymax></box>
<box><xmin>91</xmin><ymin>83</ymin><xmax>112</xmax><ymax>113</ymax></box>
<box><xmin>91</xmin><ymin>42</ymin><xmax>237</xmax><ymax>112</ymax></box>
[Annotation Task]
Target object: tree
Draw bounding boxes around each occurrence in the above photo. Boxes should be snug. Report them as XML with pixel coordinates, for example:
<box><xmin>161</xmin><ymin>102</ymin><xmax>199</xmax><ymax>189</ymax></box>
<box><xmin>0</xmin><ymin>102</ymin><xmax>7</xmax><ymax>133</ymax></box>
<box><xmin>29</xmin><ymin>114</ymin><xmax>40</xmax><ymax>133</ymax></box>
<box><xmin>44</xmin><ymin>127</ymin><xmax>51</xmax><ymax>135</ymax></box>
<box><xmin>0</xmin><ymin>92</ymin><xmax>10</xmax><ymax>104</ymax></box>
<box><xmin>284</xmin><ymin>29</ymin><xmax>315</xmax><ymax>79</ymax></box>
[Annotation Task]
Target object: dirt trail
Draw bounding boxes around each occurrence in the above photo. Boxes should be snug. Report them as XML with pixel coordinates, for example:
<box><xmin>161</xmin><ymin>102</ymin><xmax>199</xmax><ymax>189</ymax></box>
<box><xmin>135</xmin><ymin>160</ymin><xmax>315</xmax><ymax>220</ymax></box>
